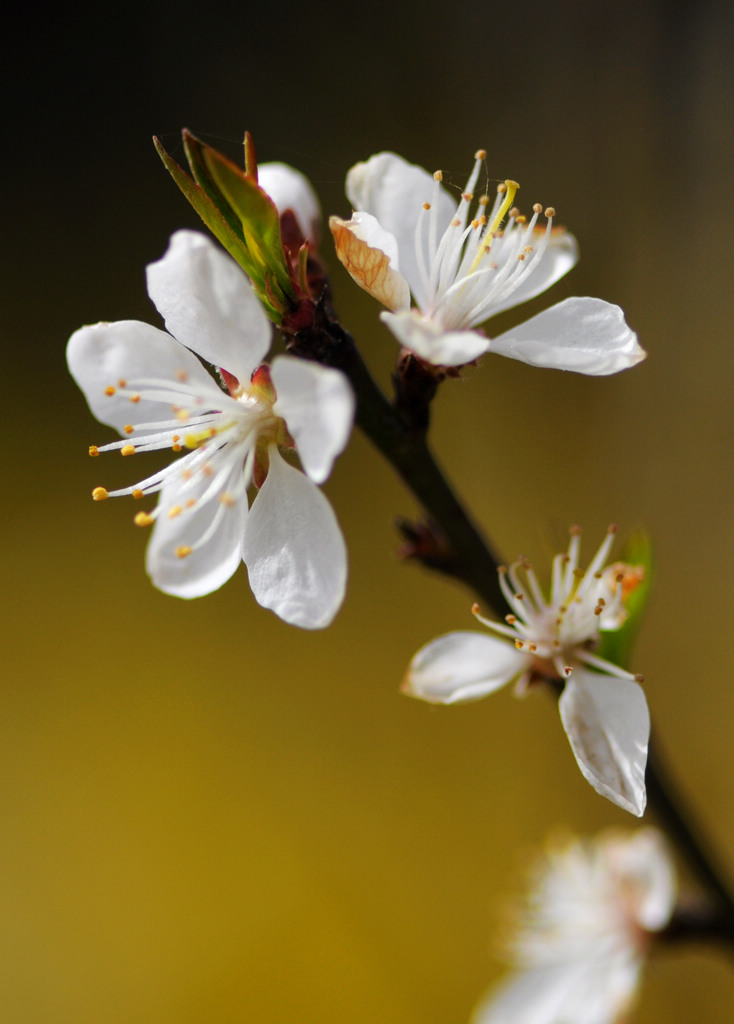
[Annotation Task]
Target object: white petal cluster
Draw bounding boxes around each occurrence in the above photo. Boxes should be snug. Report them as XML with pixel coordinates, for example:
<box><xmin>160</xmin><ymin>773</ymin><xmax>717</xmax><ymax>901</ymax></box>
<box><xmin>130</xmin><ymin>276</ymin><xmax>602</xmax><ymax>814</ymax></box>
<box><xmin>331</xmin><ymin>150</ymin><xmax>645</xmax><ymax>372</ymax></box>
<box><xmin>473</xmin><ymin>829</ymin><xmax>676</xmax><ymax>1024</ymax></box>
<box><xmin>403</xmin><ymin>527</ymin><xmax>650</xmax><ymax>815</ymax></box>
<box><xmin>67</xmin><ymin>230</ymin><xmax>354</xmax><ymax>628</ymax></box>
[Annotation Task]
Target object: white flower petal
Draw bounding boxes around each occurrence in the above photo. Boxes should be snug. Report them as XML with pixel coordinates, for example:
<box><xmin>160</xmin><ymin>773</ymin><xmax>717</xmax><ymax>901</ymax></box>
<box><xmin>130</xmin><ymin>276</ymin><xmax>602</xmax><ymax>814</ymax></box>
<box><xmin>146</xmin><ymin>470</ymin><xmax>248</xmax><ymax>599</ymax></box>
<box><xmin>242</xmin><ymin>450</ymin><xmax>347</xmax><ymax>628</ymax></box>
<box><xmin>473</xmin><ymin>956</ymin><xmax>640</xmax><ymax>1024</ymax></box>
<box><xmin>489</xmin><ymin>296</ymin><xmax>646</xmax><ymax>375</ymax></box>
<box><xmin>404</xmin><ymin>631</ymin><xmax>525</xmax><ymax>704</ymax></box>
<box><xmin>488</xmin><ymin>230</ymin><xmax>579</xmax><ymax>318</ymax></box>
<box><xmin>330</xmin><ymin>212</ymin><xmax>411</xmax><ymax>311</ymax></box>
<box><xmin>67</xmin><ymin>320</ymin><xmax>222</xmax><ymax>433</ymax></box>
<box><xmin>146</xmin><ymin>230</ymin><xmax>271</xmax><ymax>383</ymax></box>
<box><xmin>346</xmin><ymin>152</ymin><xmax>455</xmax><ymax>306</ymax></box>
<box><xmin>270</xmin><ymin>356</ymin><xmax>354</xmax><ymax>484</ymax></box>
<box><xmin>380</xmin><ymin>310</ymin><xmax>489</xmax><ymax>366</ymax></box>
<box><xmin>258</xmin><ymin>161</ymin><xmax>321</xmax><ymax>241</ymax></box>
<box><xmin>559</xmin><ymin>669</ymin><xmax>650</xmax><ymax>816</ymax></box>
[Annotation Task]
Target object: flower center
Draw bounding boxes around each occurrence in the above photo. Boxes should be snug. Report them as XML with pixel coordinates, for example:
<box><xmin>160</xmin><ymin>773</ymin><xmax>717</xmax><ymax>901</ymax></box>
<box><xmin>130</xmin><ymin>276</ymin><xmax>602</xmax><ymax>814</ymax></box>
<box><xmin>87</xmin><ymin>363</ymin><xmax>288</xmax><ymax>553</ymax></box>
<box><xmin>415</xmin><ymin>152</ymin><xmax>556</xmax><ymax>330</ymax></box>
<box><xmin>473</xmin><ymin>527</ymin><xmax>645</xmax><ymax>685</ymax></box>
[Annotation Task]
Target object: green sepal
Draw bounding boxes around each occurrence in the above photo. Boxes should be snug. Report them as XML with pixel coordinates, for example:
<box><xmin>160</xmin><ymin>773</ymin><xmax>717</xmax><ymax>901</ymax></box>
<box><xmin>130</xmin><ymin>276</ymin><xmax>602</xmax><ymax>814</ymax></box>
<box><xmin>180</xmin><ymin>133</ymin><xmax>252</xmax><ymax>248</ymax></box>
<box><xmin>154</xmin><ymin>133</ymin><xmax>294</xmax><ymax>320</ymax></box>
<box><xmin>596</xmin><ymin>528</ymin><xmax>653</xmax><ymax>671</ymax></box>
<box><xmin>193</xmin><ymin>136</ymin><xmax>293</xmax><ymax>301</ymax></box>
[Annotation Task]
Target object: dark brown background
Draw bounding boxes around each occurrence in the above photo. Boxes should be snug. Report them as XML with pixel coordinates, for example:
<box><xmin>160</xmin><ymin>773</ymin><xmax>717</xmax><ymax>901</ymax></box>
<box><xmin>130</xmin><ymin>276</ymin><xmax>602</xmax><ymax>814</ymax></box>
<box><xmin>3</xmin><ymin>0</ymin><xmax>734</xmax><ymax>1020</ymax></box>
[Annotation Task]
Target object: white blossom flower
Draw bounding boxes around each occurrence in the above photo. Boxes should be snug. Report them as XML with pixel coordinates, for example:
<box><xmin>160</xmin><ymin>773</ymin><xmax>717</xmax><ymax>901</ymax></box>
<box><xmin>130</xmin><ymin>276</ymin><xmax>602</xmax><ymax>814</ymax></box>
<box><xmin>330</xmin><ymin>150</ymin><xmax>645</xmax><ymax>370</ymax></box>
<box><xmin>67</xmin><ymin>230</ymin><xmax>354</xmax><ymax>628</ymax></box>
<box><xmin>472</xmin><ymin>829</ymin><xmax>676</xmax><ymax>1024</ymax></box>
<box><xmin>403</xmin><ymin>527</ymin><xmax>650</xmax><ymax>815</ymax></box>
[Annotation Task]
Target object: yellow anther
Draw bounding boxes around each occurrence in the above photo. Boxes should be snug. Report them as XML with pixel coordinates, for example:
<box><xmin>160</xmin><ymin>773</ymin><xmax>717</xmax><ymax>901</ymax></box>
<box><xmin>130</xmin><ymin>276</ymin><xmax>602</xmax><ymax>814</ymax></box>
<box><xmin>515</xmin><ymin>640</ymin><xmax>525</xmax><ymax>649</ymax></box>
<box><xmin>185</xmin><ymin>499</ymin><xmax>196</xmax><ymax>509</ymax></box>
<box><xmin>517</xmin><ymin>253</ymin><xmax>526</xmax><ymax>261</ymax></box>
<box><xmin>474</xmin><ymin>148</ymin><xmax>487</xmax><ymax>160</ymax></box>
<box><xmin>471</xmin><ymin>602</ymin><xmax>481</xmax><ymax>614</ymax></box>
<box><xmin>92</xmin><ymin>487</ymin><xmax>109</xmax><ymax>501</ymax></box>
<box><xmin>167</xmin><ymin>505</ymin><xmax>182</xmax><ymax>519</ymax></box>
<box><xmin>132</xmin><ymin>489</ymin><xmax>144</xmax><ymax>500</ymax></box>
<box><xmin>175</xmin><ymin>545</ymin><xmax>193</xmax><ymax>559</ymax></box>
<box><xmin>462</xmin><ymin>192</ymin><xmax>473</xmax><ymax>202</ymax></box>
<box><xmin>523</xmin><ymin>245</ymin><xmax>534</xmax><ymax>253</ymax></box>
<box><xmin>117</xmin><ymin>378</ymin><xmax>127</xmax><ymax>388</ymax></box>
<box><xmin>422</xmin><ymin>202</ymin><xmax>431</xmax><ymax>210</ymax></box>
<box><xmin>176</xmin><ymin>409</ymin><xmax>190</xmax><ymax>421</ymax></box>
<box><xmin>634</xmin><ymin>673</ymin><xmax>645</xmax><ymax>683</ymax></box>
<box><xmin>129</xmin><ymin>394</ymin><xmax>140</xmax><ymax>404</ymax></box>
<box><xmin>509</xmin><ymin>206</ymin><xmax>520</xmax><ymax>218</ymax></box>
<box><xmin>124</xmin><ymin>425</ymin><xmax>134</xmax><ymax>434</ymax></box>
<box><xmin>218</xmin><ymin>492</ymin><xmax>236</xmax><ymax>507</ymax></box>
<box><xmin>104</xmin><ymin>386</ymin><xmax>116</xmax><ymax>397</ymax></box>
<box><xmin>134</xmin><ymin>511</ymin><xmax>155</xmax><ymax>527</ymax></box>
<box><xmin>172</xmin><ymin>443</ymin><xmax>182</xmax><ymax>452</ymax></box>
<box><xmin>121</xmin><ymin>444</ymin><xmax>136</xmax><ymax>456</ymax></box>
<box><xmin>515</xmin><ymin>215</ymin><xmax>527</xmax><ymax>225</ymax></box>
<box><xmin>497</xmin><ymin>183</ymin><xmax>507</xmax><ymax>194</ymax></box>
<box><xmin>544</xmin><ymin>207</ymin><xmax>555</xmax><ymax>218</ymax></box>
<box><xmin>433</xmin><ymin>170</ymin><xmax>443</xmax><ymax>182</ymax></box>
<box><xmin>479</xmin><ymin>195</ymin><xmax>489</xmax><ymax>206</ymax></box>
<box><xmin>88</xmin><ymin>445</ymin><xmax>99</xmax><ymax>457</ymax></box>
<box><xmin>533</xmin><ymin>203</ymin><xmax>542</xmax><ymax>214</ymax></box>
<box><xmin>528</xmin><ymin>643</ymin><xmax>538</xmax><ymax>653</ymax></box>
<box><xmin>505</xmin><ymin>614</ymin><xmax>517</xmax><ymax>624</ymax></box>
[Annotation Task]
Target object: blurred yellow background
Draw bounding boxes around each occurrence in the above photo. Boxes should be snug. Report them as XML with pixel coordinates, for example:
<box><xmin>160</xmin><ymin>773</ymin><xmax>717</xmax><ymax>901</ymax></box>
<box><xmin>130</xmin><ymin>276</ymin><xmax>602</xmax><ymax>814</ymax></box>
<box><xmin>3</xmin><ymin>0</ymin><xmax>734</xmax><ymax>1020</ymax></box>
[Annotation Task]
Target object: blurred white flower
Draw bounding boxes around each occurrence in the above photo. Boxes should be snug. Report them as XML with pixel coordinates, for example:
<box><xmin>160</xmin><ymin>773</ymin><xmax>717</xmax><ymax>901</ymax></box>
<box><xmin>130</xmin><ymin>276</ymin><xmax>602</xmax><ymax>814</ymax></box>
<box><xmin>67</xmin><ymin>230</ymin><xmax>354</xmax><ymax>628</ymax></box>
<box><xmin>330</xmin><ymin>150</ymin><xmax>645</xmax><ymax>371</ymax></box>
<box><xmin>473</xmin><ymin>829</ymin><xmax>676</xmax><ymax>1024</ymax></box>
<box><xmin>403</xmin><ymin>527</ymin><xmax>650</xmax><ymax>815</ymax></box>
